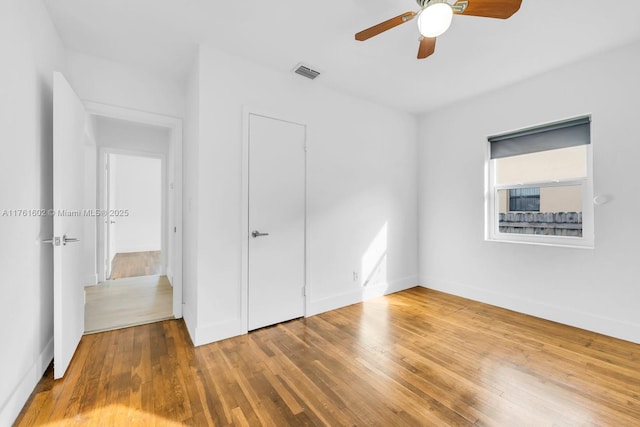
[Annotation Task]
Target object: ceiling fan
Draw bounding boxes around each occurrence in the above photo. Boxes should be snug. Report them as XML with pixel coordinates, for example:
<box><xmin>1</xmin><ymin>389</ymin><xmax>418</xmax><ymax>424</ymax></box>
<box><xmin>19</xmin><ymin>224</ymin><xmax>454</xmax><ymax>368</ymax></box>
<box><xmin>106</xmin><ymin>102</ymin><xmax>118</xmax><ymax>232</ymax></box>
<box><xmin>355</xmin><ymin>0</ymin><xmax>522</xmax><ymax>59</ymax></box>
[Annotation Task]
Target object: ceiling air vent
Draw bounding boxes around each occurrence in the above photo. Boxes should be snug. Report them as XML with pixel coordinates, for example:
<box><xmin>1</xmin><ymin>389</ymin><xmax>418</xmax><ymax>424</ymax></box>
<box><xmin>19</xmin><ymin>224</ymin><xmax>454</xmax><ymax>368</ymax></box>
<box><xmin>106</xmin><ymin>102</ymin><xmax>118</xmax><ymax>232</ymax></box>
<box><xmin>293</xmin><ymin>63</ymin><xmax>320</xmax><ymax>80</ymax></box>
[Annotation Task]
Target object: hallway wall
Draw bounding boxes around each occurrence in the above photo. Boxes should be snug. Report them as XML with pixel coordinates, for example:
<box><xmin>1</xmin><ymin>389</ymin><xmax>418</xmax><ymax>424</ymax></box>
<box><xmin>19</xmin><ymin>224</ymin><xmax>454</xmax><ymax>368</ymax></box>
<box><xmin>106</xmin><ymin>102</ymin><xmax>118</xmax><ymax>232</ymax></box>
<box><xmin>0</xmin><ymin>1</ymin><xmax>66</xmax><ymax>424</ymax></box>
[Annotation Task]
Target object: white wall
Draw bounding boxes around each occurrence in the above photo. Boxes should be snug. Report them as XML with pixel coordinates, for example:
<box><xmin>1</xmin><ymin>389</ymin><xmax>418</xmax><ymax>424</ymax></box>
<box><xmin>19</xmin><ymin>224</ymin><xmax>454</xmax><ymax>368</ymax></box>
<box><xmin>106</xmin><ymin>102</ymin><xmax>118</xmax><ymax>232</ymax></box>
<box><xmin>186</xmin><ymin>45</ymin><xmax>418</xmax><ymax>345</ymax></box>
<box><xmin>95</xmin><ymin>116</ymin><xmax>170</xmax><ymax>154</ymax></box>
<box><xmin>182</xmin><ymin>56</ymin><xmax>200</xmax><ymax>340</ymax></box>
<box><xmin>0</xmin><ymin>0</ymin><xmax>66</xmax><ymax>424</ymax></box>
<box><xmin>110</xmin><ymin>154</ymin><xmax>162</xmax><ymax>254</ymax></box>
<box><xmin>66</xmin><ymin>50</ymin><xmax>184</xmax><ymax>118</ymax></box>
<box><xmin>418</xmin><ymin>40</ymin><xmax>640</xmax><ymax>344</ymax></box>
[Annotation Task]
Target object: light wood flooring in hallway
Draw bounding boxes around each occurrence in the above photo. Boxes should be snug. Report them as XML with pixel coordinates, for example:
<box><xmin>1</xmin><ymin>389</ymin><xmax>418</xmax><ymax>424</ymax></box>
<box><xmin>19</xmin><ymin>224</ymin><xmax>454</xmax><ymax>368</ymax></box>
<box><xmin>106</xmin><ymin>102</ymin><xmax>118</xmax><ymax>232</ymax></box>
<box><xmin>16</xmin><ymin>287</ymin><xmax>640</xmax><ymax>426</ymax></box>
<box><xmin>84</xmin><ymin>275</ymin><xmax>173</xmax><ymax>333</ymax></box>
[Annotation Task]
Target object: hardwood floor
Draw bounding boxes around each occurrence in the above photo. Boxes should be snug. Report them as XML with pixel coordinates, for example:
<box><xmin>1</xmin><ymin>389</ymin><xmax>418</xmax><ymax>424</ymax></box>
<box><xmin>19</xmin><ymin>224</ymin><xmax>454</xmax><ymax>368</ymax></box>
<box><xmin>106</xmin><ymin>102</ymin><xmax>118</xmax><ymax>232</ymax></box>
<box><xmin>109</xmin><ymin>250</ymin><xmax>162</xmax><ymax>279</ymax></box>
<box><xmin>84</xmin><ymin>275</ymin><xmax>173</xmax><ymax>333</ymax></box>
<box><xmin>15</xmin><ymin>287</ymin><xmax>640</xmax><ymax>426</ymax></box>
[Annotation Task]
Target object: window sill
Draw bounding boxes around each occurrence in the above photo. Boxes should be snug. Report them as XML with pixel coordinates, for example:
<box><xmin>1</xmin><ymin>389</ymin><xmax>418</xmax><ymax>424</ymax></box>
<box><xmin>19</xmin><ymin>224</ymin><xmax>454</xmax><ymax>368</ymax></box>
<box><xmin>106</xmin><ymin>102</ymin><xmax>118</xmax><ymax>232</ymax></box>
<box><xmin>485</xmin><ymin>235</ymin><xmax>594</xmax><ymax>250</ymax></box>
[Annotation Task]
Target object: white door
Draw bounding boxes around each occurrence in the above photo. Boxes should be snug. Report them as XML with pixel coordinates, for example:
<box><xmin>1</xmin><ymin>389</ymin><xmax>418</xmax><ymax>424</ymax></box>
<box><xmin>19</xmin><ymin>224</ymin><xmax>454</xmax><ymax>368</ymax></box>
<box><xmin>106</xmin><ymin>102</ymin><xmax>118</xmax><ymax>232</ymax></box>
<box><xmin>248</xmin><ymin>114</ymin><xmax>306</xmax><ymax>330</ymax></box>
<box><xmin>52</xmin><ymin>72</ymin><xmax>86</xmax><ymax>379</ymax></box>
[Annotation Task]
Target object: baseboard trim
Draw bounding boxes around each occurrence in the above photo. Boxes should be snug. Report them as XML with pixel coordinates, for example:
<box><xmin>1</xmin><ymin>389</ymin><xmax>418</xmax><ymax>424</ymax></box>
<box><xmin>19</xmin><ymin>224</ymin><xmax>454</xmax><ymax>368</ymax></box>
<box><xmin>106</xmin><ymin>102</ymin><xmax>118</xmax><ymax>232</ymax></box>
<box><xmin>0</xmin><ymin>336</ymin><xmax>53</xmax><ymax>426</ymax></box>
<box><xmin>182</xmin><ymin>303</ymin><xmax>197</xmax><ymax>345</ymax></box>
<box><xmin>191</xmin><ymin>276</ymin><xmax>418</xmax><ymax>346</ymax></box>
<box><xmin>419</xmin><ymin>277</ymin><xmax>640</xmax><ymax>344</ymax></box>
<box><xmin>195</xmin><ymin>319</ymin><xmax>244</xmax><ymax>346</ymax></box>
<box><xmin>307</xmin><ymin>276</ymin><xmax>417</xmax><ymax>317</ymax></box>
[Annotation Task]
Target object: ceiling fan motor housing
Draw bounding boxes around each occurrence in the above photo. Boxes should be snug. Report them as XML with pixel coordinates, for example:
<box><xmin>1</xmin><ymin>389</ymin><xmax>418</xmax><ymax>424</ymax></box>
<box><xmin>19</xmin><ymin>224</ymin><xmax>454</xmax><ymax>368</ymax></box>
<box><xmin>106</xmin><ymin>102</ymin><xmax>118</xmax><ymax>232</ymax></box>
<box><xmin>417</xmin><ymin>0</ymin><xmax>448</xmax><ymax>8</ymax></box>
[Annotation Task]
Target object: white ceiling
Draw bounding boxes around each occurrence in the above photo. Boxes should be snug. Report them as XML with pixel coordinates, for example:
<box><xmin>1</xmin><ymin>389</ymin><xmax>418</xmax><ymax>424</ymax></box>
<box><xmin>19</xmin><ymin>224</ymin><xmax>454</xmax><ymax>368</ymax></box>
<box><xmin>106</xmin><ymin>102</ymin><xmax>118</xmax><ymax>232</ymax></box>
<box><xmin>43</xmin><ymin>0</ymin><xmax>640</xmax><ymax>114</ymax></box>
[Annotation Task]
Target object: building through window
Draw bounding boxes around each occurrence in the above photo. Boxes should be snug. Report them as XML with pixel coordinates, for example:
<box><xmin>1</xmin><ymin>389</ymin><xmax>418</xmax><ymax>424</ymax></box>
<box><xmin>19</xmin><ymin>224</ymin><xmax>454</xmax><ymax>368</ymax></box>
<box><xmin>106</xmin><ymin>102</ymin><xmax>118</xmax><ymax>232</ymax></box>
<box><xmin>508</xmin><ymin>187</ymin><xmax>540</xmax><ymax>212</ymax></box>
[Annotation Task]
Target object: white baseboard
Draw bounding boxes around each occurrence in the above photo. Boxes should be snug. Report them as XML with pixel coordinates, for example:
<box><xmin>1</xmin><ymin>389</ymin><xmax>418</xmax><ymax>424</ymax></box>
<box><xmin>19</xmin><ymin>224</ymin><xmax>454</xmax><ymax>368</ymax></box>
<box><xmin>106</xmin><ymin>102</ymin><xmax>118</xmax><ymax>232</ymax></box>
<box><xmin>182</xmin><ymin>303</ymin><xmax>197</xmax><ymax>345</ymax></box>
<box><xmin>307</xmin><ymin>275</ymin><xmax>417</xmax><ymax>317</ymax></box>
<box><xmin>194</xmin><ymin>319</ymin><xmax>244</xmax><ymax>346</ymax></box>
<box><xmin>190</xmin><ymin>276</ymin><xmax>418</xmax><ymax>346</ymax></box>
<box><xmin>0</xmin><ymin>337</ymin><xmax>53</xmax><ymax>426</ymax></box>
<box><xmin>420</xmin><ymin>277</ymin><xmax>640</xmax><ymax>344</ymax></box>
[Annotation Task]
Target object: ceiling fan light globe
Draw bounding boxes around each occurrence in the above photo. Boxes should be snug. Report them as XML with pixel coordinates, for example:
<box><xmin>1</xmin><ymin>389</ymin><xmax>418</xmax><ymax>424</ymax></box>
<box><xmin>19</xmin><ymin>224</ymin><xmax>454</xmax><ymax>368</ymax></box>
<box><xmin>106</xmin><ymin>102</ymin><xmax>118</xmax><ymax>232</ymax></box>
<box><xmin>417</xmin><ymin>3</ymin><xmax>453</xmax><ymax>38</ymax></box>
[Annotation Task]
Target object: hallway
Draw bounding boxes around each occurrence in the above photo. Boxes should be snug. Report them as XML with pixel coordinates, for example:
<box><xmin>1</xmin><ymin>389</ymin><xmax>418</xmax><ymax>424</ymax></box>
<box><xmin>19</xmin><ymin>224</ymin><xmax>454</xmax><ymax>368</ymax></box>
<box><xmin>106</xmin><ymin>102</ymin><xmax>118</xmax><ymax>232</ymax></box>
<box><xmin>84</xmin><ymin>275</ymin><xmax>173</xmax><ymax>333</ymax></box>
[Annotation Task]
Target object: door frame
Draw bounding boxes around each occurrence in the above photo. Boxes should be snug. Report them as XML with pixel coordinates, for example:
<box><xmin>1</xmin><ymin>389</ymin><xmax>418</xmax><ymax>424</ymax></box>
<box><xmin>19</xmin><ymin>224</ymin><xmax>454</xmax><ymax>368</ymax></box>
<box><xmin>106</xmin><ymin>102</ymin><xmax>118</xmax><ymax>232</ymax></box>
<box><xmin>85</xmin><ymin>101</ymin><xmax>183</xmax><ymax>319</ymax></box>
<box><xmin>241</xmin><ymin>106</ymin><xmax>309</xmax><ymax>333</ymax></box>
<box><xmin>99</xmin><ymin>148</ymin><xmax>168</xmax><ymax>280</ymax></box>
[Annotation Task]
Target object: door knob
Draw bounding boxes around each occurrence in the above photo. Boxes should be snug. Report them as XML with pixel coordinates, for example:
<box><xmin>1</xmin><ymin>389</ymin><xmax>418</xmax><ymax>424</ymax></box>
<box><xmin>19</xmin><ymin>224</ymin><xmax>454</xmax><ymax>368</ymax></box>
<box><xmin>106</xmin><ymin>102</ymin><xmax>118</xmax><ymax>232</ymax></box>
<box><xmin>41</xmin><ymin>235</ymin><xmax>79</xmax><ymax>246</ymax></box>
<box><xmin>42</xmin><ymin>237</ymin><xmax>61</xmax><ymax>246</ymax></box>
<box><xmin>251</xmin><ymin>230</ymin><xmax>269</xmax><ymax>238</ymax></box>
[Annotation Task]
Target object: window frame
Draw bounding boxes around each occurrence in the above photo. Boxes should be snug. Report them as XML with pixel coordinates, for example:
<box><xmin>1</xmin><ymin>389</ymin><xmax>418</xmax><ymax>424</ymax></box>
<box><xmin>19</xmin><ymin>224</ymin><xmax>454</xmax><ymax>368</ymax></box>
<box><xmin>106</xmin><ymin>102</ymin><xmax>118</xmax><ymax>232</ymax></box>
<box><xmin>485</xmin><ymin>118</ymin><xmax>594</xmax><ymax>249</ymax></box>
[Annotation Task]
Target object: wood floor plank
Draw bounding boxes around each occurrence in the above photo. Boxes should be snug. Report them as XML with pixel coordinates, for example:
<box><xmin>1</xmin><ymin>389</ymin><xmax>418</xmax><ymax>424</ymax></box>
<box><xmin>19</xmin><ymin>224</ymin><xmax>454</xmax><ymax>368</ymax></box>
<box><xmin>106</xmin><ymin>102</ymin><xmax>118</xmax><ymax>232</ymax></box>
<box><xmin>230</xmin><ymin>406</ymin><xmax>250</xmax><ymax>427</ymax></box>
<box><xmin>84</xmin><ymin>275</ymin><xmax>173</xmax><ymax>333</ymax></box>
<box><xmin>14</xmin><ymin>287</ymin><xmax>640</xmax><ymax>426</ymax></box>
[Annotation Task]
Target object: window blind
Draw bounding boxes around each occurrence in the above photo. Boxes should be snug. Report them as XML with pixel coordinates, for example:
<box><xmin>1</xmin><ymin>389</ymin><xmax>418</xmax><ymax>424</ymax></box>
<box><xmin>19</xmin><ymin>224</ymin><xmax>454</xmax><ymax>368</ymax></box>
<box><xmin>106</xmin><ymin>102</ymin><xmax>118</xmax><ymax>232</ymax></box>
<box><xmin>489</xmin><ymin>116</ymin><xmax>590</xmax><ymax>160</ymax></box>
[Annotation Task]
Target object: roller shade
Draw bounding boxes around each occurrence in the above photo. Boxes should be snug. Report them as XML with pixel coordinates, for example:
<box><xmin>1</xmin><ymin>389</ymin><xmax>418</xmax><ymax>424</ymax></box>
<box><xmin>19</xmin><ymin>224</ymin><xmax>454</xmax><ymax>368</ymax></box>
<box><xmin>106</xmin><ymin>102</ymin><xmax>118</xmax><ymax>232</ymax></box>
<box><xmin>489</xmin><ymin>116</ymin><xmax>590</xmax><ymax>160</ymax></box>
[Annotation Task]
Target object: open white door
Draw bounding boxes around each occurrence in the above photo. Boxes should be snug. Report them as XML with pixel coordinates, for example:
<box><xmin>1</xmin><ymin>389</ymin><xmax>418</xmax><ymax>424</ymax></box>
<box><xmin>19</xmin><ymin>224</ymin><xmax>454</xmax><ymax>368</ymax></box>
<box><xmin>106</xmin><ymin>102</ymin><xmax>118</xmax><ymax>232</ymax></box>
<box><xmin>247</xmin><ymin>114</ymin><xmax>306</xmax><ymax>330</ymax></box>
<box><xmin>52</xmin><ymin>72</ymin><xmax>86</xmax><ymax>379</ymax></box>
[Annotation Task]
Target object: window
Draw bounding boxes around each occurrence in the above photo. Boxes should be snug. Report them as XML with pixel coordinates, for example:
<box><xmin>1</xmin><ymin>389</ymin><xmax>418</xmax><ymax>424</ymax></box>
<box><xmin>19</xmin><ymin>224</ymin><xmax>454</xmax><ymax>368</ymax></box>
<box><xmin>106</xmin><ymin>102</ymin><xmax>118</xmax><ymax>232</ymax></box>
<box><xmin>508</xmin><ymin>188</ymin><xmax>540</xmax><ymax>212</ymax></box>
<box><xmin>486</xmin><ymin>116</ymin><xmax>593</xmax><ymax>247</ymax></box>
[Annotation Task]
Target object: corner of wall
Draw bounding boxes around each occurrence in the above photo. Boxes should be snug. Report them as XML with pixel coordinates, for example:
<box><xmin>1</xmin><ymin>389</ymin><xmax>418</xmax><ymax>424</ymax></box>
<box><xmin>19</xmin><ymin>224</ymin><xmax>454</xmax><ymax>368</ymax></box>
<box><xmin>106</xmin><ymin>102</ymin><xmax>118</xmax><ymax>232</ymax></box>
<box><xmin>194</xmin><ymin>319</ymin><xmax>245</xmax><ymax>347</ymax></box>
<box><xmin>0</xmin><ymin>338</ymin><xmax>53</xmax><ymax>427</ymax></box>
<box><xmin>307</xmin><ymin>275</ymin><xmax>418</xmax><ymax>317</ymax></box>
<box><xmin>181</xmin><ymin>301</ymin><xmax>197</xmax><ymax>345</ymax></box>
<box><xmin>181</xmin><ymin>46</ymin><xmax>201</xmax><ymax>342</ymax></box>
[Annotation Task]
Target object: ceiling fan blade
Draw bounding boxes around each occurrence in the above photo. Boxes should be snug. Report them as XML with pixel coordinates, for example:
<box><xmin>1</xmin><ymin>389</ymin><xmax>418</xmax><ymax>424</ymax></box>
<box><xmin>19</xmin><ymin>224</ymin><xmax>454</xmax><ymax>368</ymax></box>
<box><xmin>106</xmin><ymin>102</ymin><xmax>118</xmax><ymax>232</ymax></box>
<box><xmin>453</xmin><ymin>0</ymin><xmax>522</xmax><ymax>19</ymax></box>
<box><xmin>355</xmin><ymin>11</ymin><xmax>416</xmax><ymax>41</ymax></box>
<box><xmin>417</xmin><ymin>37</ymin><xmax>436</xmax><ymax>59</ymax></box>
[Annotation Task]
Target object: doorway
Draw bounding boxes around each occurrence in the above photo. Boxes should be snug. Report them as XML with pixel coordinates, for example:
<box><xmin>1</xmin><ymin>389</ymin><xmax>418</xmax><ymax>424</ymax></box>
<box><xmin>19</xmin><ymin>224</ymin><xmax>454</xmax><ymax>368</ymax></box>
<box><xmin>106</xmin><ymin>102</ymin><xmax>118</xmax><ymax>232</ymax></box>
<box><xmin>242</xmin><ymin>111</ymin><xmax>307</xmax><ymax>331</ymax></box>
<box><xmin>83</xmin><ymin>111</ymin><xmax>181</xmax><ymax>333</ymax></box>
<box><xmin>105</xmin><ymin>152</ymin><xmax>164</xmax><ymax>280</ymax></box>
<box><xmin>51</xmin><ymin>73</ymin><xmax>182</xmax><ymax>378</ymax></box>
